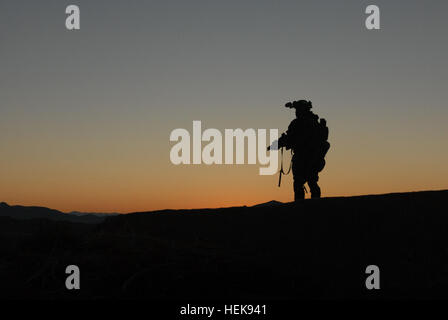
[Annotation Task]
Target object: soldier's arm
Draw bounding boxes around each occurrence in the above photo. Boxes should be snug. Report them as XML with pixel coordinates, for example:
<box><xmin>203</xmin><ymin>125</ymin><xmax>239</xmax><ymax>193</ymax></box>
<box><xmin>281</xmin><ymin>119</ymin><xmax>299</xmax><ymax>149</ymax></box>
<box><xmin>267</xmin><ymin>120</ymin><xmax>297</xmax><ymax>150</ymax></box>
<box><xmin>278</xmin><ymin>133</ymin><xmax>288</xmax><ymax>148</ymax></box>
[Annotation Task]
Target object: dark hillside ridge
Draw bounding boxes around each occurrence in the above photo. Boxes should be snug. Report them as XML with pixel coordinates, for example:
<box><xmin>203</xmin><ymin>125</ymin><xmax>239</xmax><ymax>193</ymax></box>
<box><xmin>0</xmin><ymin>190</ymin><xmax>447</xmax><ymax>299</ymax></box>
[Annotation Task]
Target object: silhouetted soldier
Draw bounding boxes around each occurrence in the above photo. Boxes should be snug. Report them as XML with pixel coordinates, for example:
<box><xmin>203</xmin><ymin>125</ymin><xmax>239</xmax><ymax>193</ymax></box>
<box><xmin>269</xmin><ymin>100</ymin><xmax>330</xmax><ymax>201</ymax></box>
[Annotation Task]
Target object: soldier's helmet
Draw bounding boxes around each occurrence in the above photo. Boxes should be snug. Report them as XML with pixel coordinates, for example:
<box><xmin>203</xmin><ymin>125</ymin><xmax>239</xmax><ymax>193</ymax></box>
<box><xmin>285</xmin><ymin>100</ymin><xmax>312</xmax><ymax>112</ymax></box>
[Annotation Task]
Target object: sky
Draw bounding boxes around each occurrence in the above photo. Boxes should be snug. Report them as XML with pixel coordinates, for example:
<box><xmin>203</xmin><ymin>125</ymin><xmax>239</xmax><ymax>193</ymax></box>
<box><xmin>1</xmin><ymin>0</ymin><xmax>447</xmax><ymax>213</ymax></box>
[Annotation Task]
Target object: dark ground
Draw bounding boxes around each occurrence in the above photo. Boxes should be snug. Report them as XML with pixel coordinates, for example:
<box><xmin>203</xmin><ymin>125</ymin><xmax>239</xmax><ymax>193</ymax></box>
<box><xmin>1</xmin><ymin>190</ymin><xmax>448</xmax><ymax>300</ymax></box>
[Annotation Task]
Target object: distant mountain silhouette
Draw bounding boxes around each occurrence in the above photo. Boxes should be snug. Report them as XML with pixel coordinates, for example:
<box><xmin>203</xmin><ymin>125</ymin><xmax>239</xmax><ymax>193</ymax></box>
<box><xmin>1</xmin><ymin>190</ymin><xmax>448</xmax><ymax>299</ymax></box>
<box><xmin>251</xmin><ymin>200</ymin><xmax>284</xmax><ymax>208</ymax></box>
<box><xmin>0</xmin><ymin>202</ymin><xmax>107</xmax><ymax>224</ymax></box>
<box><xmin>68</xmin><ymin>211</ymin><xmax>119</xmax><ymax>217</ymax></box>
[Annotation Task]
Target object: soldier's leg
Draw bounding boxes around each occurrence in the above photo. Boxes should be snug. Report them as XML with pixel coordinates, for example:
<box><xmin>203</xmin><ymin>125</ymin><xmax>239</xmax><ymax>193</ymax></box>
<box><xmin>307</xmin><ymin>172</ymin><xmax>321</xmax><ymax>199</ymax></box>
<box><xmin>292</xmin><ymin>158</ymin><xmax>306</xmax><ymax>201</ymax></box>
<box><xmin>293</xmin><ymin>176</ymin><xmax>306</xmax><ymax>201</ymax></box>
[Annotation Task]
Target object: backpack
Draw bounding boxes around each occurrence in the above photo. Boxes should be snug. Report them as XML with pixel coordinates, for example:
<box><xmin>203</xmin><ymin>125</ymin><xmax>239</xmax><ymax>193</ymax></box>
<box><xmin>319</xmin><ymin>118</ymin><xmax>329</xmax><ymax>141</ymax></box>
<box><xmin>317</xmin><ymin>118</ymin><xmax>330</xmax><ymax>158</ymax></box>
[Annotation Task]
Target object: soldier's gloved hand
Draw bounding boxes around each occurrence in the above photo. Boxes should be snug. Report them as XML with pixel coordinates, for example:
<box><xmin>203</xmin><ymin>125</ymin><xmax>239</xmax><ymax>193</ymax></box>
<box><xmin>268</xmin><ymin>139</ymin><xmax>280</xmax><ymax>151</ymax></box>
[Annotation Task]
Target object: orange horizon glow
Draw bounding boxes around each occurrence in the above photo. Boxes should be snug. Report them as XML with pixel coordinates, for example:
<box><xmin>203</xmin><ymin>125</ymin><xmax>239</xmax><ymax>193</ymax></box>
<box><xmin>2</xmin><ymin>111</ymin><xmax>447</xmax><ymax>213</ymax></box>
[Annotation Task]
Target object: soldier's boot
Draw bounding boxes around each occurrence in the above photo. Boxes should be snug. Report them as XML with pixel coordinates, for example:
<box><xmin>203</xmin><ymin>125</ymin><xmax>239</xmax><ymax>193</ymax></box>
<box><xmin>293</xmin><ymin>180</ymin><xmax>305</xmax><ymax>201</ymax></box>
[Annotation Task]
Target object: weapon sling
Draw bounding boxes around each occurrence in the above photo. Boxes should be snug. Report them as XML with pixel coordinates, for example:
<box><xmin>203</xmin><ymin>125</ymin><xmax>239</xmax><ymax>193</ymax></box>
<box><xmin>278</xmin><ymin>147</ymin><xmax>292</xmax><ymax>187</ymax></box>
